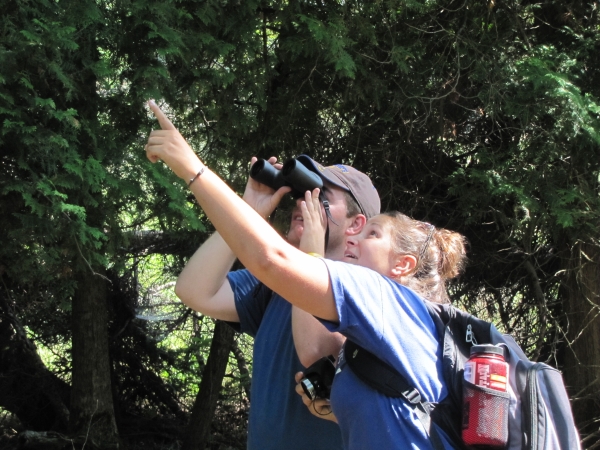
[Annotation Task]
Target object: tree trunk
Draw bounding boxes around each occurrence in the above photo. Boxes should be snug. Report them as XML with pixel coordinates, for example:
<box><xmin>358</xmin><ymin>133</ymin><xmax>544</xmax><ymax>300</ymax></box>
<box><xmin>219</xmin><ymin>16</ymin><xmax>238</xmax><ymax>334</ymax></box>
<box><xmin>561</xmin><ymin>240</ymin><xmax>600</xmax><ymax>443</ymax></box>
<box><xmin>70</xmin><ymin>265</ymin><xmax>119</xmax><ymax>449</ymax></box>
<box><xmin>231</xmin><ymin>339</ymin><xmax>252</xmax><ymax>401</ymax></box>
<box><xmin>0</xmin><ymin>291</ymin><xmax>70</xmax><ymax>431</ymax></box>
<box><xmin>182</xmin><ymin>320</ymin><xmax>235</xmax><ymax>450</ymax></box>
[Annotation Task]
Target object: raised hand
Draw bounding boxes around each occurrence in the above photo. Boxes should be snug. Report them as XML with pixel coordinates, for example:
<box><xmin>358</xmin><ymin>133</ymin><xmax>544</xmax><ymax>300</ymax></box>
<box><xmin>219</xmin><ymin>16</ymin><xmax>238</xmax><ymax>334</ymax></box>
<box><xmin>299</xmin><ymin>188</ymin><xmax>326</xmax><ymax>256</ymax></box>
<box><xmin>145</xmin><ymin>100</ymin><xmax>204</xmax><ymax>181</ymax></box>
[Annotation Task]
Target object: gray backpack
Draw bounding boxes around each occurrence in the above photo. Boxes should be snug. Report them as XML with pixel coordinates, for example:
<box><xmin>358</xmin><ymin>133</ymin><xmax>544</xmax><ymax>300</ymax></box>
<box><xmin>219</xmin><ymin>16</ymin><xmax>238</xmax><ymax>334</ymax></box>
<box><xmin>344</xmin><ymin>302</ymin><xmax>581</xmax><ymax>450</ymax></box>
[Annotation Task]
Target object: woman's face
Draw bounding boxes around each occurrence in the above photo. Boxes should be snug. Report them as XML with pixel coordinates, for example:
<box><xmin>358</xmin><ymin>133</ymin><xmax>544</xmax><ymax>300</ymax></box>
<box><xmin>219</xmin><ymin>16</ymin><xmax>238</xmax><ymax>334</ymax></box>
<box><xmin>343</xmin><ymin>215</ymin><xmax>398</xmax><ymax>277</ymax></box>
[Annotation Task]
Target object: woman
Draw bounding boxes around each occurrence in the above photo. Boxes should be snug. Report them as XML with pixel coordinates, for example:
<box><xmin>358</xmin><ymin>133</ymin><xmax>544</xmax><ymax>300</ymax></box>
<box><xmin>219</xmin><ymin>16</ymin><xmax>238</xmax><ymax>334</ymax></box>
<box><xmin>145</xmin><ymin>101</ymin><xmax>466</xmax><ymax>450</ymax></box>
<box><xmin>293</xmin><ymin>189</ymin><xmax>467</xmax><ymax>445</ymax></box>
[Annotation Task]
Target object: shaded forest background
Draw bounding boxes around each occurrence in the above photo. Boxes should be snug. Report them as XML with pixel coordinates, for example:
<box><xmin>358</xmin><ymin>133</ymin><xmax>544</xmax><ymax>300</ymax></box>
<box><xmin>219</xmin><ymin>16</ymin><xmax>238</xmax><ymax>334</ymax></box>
<box><xmin>1</xmin><ymin>0</ymin><xmax>599</xmax><ymax>449</ymax></box>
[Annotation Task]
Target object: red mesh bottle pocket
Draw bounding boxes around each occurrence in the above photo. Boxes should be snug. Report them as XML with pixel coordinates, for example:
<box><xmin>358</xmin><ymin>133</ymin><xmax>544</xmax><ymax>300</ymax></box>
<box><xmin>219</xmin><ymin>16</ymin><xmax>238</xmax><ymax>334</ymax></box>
<box><xmin>462</xmin><ymin>380</ymin><xmax>510</xmax><ymax>448</ymax></box>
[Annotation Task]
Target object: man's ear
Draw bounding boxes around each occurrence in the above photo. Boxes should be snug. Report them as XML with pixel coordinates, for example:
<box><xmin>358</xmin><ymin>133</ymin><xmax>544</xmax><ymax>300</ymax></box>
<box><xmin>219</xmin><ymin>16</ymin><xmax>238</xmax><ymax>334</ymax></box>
<box><xmin>346</xmin><ymin>214</ymin><xmax>367</xmax><ymax>236</ymax></box>
<box><xmin>390</xmin><ymin>254</ymin><xmax>418</xmax><ymax>278</ymax></box>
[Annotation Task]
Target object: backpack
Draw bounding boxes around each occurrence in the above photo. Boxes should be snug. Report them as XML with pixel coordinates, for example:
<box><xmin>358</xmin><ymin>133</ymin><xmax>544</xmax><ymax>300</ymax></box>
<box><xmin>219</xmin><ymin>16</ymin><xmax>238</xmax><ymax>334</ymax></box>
<box><xmin>344</xmin><ymin>301</ymin><xmax>581</xmax><ymax>450</ymax></box>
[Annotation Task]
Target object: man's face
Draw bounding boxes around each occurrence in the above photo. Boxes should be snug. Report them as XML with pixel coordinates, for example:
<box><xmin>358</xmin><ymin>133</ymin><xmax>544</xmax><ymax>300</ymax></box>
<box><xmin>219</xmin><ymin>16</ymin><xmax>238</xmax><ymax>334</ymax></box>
<box><xmin>286</xmin><ymin>182</ymin><xmax>359</xmax><ymax>261</ymax></box>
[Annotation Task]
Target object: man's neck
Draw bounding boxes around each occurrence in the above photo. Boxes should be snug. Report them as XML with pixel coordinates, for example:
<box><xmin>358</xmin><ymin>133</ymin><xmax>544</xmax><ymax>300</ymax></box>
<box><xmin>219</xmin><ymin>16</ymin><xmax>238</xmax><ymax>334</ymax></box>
<box><xmin>325</xmin><ymin>246</ymin><xmax>344</xmax><ymax>262</ymax></box>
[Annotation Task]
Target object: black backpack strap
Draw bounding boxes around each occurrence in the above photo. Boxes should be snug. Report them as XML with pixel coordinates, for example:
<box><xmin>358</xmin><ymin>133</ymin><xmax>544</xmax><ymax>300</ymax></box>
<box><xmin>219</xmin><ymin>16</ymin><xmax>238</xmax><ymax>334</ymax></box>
<box><xmin>343</xmin><ymin>302</ymin><xmax>491</xmax><ymax>450</ymax></box>
<box><xmin>344</xmin><ymin>340</ymin><xmax>445</xmax><ymax>450</ymax></box>
<box><xmin>344</xmin><ymin>340</ymin><xmax>416</xmax><ymax>399</ymax></box>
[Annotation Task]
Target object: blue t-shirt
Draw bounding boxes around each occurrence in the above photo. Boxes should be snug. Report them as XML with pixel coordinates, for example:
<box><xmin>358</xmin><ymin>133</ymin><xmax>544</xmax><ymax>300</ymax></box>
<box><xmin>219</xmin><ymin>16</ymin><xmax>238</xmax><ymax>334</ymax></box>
<box><xmin>321</xmin><ymin>260</ymin><xmax>457</xmax><ymax>450</ymax></box>
<box><xmin>228</xmin><ymin>269</ymin><xmax>343</xmax><ymax>450</ymax></box>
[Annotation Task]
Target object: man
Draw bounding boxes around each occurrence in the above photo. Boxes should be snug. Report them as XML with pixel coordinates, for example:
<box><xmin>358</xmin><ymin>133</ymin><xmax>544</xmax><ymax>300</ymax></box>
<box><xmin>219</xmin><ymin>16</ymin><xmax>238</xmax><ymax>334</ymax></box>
<box><xmin>175</xmin><ymin>155</ymin><xmax>380</xmax><ymax>450</ymax></box>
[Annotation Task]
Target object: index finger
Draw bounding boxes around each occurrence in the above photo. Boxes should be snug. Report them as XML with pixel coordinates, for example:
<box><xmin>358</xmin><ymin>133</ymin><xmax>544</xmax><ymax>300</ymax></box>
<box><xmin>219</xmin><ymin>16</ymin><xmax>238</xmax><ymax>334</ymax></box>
<box><xmin>148</xmin><ymin>100</ymin><xmax>176</xmax><ymax>131</ymax></box>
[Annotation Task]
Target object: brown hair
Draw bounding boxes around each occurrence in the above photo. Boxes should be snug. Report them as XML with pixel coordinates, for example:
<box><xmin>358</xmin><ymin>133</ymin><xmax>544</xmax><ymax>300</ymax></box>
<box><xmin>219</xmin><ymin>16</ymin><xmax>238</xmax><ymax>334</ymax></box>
<box><xmin>383</xmin><ymin>211</ymin><xmax>468</xmax><ymax>304</ymax></box>
<box><xmin>342</xmin><ymin>190</ymin><xmax>362</xmax><ymax>218</ymax></box>
<box><xmin>321</xmin><ymin>181</ymin><xmax>362</xmax><ymax>219</ymax></box>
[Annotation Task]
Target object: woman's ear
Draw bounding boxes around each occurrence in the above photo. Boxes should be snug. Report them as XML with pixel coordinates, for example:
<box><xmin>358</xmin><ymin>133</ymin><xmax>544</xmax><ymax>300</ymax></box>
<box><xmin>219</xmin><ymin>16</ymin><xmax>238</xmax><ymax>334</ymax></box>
<box><xmin>391</xmin><ymin>254</ymin><xmax>418</xmax><ymax>278</ymax></box>
<box><xmin>346</xmin><ymin>214</ymin><xmax>367</xmax><ymax>236</ymax></box>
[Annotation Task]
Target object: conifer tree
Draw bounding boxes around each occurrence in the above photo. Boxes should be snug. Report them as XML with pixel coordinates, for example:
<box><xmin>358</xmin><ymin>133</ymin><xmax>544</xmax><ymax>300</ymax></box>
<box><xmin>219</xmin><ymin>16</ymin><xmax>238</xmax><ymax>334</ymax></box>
<box><xmin>1</xmin><ymin>0</ymin><xmax>598</xmax><ymax>447</ymax></box>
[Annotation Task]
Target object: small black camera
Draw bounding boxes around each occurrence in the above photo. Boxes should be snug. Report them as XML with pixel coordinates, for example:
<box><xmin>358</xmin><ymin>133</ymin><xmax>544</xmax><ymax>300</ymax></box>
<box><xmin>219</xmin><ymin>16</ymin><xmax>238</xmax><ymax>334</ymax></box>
<box><xmin>250</xmin><ymin>158</ymin><xmax>323</xmax><ymax>198</ymax></box>
<box><xmin>300</xmin><ymin>355</ymin><xmax>336</xmax><ymax>400</ymax></box>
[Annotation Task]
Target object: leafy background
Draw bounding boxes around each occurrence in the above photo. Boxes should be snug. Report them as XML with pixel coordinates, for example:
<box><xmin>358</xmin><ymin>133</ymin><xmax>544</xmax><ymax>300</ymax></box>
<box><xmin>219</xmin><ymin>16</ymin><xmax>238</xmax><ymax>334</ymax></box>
<box><xmin>1</xmin><ymin>0</ymin><xmax>598</xmax><ymax>449</ymax></box>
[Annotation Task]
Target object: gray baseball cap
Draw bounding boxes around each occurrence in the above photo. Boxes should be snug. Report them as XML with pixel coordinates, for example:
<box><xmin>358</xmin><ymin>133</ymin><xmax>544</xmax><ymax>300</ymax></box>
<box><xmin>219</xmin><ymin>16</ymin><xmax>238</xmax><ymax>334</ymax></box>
<box><xmin>296</xmin><ymin>155</ymin><xmax>380</xmax><ymax>219</ymax></box>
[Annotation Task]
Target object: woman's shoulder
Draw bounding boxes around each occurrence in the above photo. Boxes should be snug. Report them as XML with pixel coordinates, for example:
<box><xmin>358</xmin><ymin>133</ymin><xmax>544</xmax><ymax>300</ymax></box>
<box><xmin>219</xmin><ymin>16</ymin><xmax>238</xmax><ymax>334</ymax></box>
<box><xmin>322</xmin><ymin>259</ymin><xmax>381</xmax><ymax>278</ymax></box>
<box><xmin>326</xmin><ymin>259</ymin><xmax>422</xmax><ymax>289</ymax></box>
<box><xmin>323</xmin><ymin>259</ymin><xmax>429</xmax><ymax>309</ymax></box>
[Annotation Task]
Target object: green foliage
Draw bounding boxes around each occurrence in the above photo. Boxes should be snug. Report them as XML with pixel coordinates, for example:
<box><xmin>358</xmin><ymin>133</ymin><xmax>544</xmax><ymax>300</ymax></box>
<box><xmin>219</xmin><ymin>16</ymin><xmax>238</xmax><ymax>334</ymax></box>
<box><xmin>1</xmin><ymin>0</ymin><xmax>599</xmax><ymax>446</ymax></box>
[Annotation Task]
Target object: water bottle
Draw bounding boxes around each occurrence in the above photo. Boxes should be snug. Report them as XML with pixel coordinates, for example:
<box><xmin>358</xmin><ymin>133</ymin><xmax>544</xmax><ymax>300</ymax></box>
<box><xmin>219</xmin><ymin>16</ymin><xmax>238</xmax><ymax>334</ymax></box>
<box><xmin>462</xmin><ymin>344</ymin><xmax>510</xmax><ymax>448</ymax></box>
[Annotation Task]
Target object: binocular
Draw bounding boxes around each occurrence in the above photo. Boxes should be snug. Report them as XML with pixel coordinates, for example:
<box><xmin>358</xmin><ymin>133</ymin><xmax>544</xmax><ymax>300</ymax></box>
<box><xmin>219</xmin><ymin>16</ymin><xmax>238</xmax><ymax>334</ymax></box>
<box><xmin>250</xmin><ymin>158</ymin><xmax>323</xmax><ymax>198</ymax></box>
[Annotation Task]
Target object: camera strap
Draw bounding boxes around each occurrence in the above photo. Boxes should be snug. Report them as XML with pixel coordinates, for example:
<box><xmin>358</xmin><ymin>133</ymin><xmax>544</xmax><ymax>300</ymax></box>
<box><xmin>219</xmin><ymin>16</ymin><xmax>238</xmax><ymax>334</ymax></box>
<box><xmin>321</xmin><ymin>199</ymin><xmax>337</xmax><ymax>226</ymax></box>
<box><xmin>321</xmin><ymin>199</ymin><xmax>334</xmax><ymax>251</ymax></box>
<box><xmin>320</xmin><ymin>194</ymin><xmax>342</xmax><ymax>253</ymax></box>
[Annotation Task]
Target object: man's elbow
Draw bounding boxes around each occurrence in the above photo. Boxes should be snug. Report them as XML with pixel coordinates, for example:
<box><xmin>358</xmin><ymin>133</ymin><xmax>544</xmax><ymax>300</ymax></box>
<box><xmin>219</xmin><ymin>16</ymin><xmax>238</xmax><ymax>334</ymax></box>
<box><xmin>174</xmin><ymin>277</ymin><xmax>195</xmax><ymax>308</ymax></box>
<box><xmin>174</xmin><ymin>275</ymin><xmax>227</xmax><ymax>317</ymax></box>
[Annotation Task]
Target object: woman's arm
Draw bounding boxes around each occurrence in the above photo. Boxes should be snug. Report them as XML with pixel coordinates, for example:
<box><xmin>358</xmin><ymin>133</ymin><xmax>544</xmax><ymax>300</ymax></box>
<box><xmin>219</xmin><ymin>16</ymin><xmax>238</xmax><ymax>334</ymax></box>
<box><xmin>297</xmin><ymin>188</ymin><xmax>326</xmax><ymax>257</ymax></box>
<box><xmin>293</xmin><ymin>189</ymin><xmax>345</xmax><ymax>366</ymax></box>
<box><xmin>145</xmin><ymin>101</ymin><xmax>339</xmax><ymax>322</ymax></box>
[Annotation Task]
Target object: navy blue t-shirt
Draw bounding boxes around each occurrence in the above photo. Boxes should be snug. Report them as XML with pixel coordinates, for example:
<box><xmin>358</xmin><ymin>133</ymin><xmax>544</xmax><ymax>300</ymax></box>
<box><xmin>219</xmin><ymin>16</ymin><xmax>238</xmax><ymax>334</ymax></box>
<box><xmin>228</xmin><ymin>269</ymin><xmax>343</xmax><ymax>450</ymax></box>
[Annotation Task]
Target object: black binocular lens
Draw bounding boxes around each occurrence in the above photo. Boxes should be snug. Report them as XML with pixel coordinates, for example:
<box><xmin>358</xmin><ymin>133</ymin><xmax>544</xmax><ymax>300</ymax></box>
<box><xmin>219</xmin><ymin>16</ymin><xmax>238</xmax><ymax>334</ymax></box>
<box><xmin>281</xmin><ymin>159</ymin><xmax>323</xmax><ymax>196</ymax></box>
<box><xmin>250</xmin><ymin>158</ymin><xmax>323</xmax><ymax>198</ymax></box>
<box><xmin>249</xmin><ymin>159</ymin><xmax>288</xmax><ymax>191</ymax></box>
